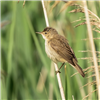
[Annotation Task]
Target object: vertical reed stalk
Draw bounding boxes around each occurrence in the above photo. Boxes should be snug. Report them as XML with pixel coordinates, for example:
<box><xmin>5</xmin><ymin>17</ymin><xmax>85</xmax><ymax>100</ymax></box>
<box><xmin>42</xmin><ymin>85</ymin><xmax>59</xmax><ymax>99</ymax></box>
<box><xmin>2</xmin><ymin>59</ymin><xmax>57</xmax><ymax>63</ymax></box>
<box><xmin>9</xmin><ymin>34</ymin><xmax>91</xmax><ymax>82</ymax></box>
<box><xmin>83</xmin><ymin>1</ymin><xmax>100</xmax><ymax>99</ymax></box>
<box><xmin>41</xmin><ymin>0</ymin><xmax>65</xmax><ymax>100</ymax></box>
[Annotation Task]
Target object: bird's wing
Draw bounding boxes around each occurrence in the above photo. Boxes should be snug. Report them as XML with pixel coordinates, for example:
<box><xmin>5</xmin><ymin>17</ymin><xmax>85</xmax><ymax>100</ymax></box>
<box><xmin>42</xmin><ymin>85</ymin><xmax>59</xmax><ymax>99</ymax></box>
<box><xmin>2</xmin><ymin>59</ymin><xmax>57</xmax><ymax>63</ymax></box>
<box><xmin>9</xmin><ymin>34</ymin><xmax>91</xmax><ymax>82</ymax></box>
<box><xmin>49</xmin><ymin>35</ymin><xmax>77</xmax><ymax>65</ymax></box>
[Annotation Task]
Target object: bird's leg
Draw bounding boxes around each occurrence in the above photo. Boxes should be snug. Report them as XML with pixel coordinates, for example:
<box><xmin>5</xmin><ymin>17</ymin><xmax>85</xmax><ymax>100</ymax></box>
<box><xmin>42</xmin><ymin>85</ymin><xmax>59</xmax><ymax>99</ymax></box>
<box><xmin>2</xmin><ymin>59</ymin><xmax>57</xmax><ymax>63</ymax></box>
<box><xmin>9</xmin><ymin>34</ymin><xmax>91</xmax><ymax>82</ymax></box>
<box><xmin>56</xmin><ymin>63</ymin><xmax>65</xmax><ymax>74</ymax></box>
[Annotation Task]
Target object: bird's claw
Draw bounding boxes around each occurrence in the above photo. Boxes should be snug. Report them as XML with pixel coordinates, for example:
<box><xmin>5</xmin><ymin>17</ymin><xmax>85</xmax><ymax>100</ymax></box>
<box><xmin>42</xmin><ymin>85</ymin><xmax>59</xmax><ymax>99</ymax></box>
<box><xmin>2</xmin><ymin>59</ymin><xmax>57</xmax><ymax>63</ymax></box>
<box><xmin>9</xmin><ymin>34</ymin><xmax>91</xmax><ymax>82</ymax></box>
<box><xmin>55</xmin><ymin>70</ymin><xmax>61</xmax><ymax>74</ymax></box>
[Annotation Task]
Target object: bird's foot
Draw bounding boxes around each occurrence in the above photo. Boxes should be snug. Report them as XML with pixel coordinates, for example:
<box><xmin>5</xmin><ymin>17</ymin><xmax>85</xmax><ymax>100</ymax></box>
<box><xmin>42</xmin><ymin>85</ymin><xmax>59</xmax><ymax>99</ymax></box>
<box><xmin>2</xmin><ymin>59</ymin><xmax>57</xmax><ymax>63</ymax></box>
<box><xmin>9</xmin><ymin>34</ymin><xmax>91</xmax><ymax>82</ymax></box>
<box><xmin>55</xmin><ymin>70</ymin><xmax>61</xmax><ymax>74</ymax></box>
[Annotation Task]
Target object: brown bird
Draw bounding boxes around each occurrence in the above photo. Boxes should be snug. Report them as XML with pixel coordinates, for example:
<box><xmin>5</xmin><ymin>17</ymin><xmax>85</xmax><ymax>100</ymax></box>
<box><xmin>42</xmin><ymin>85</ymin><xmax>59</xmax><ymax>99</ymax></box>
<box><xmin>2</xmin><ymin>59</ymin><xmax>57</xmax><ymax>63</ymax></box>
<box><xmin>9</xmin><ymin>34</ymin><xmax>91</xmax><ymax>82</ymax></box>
<box><xmin>36</xmin><ymin>27</ymin><xmax>85</xmax><ymax>77</ymax></box>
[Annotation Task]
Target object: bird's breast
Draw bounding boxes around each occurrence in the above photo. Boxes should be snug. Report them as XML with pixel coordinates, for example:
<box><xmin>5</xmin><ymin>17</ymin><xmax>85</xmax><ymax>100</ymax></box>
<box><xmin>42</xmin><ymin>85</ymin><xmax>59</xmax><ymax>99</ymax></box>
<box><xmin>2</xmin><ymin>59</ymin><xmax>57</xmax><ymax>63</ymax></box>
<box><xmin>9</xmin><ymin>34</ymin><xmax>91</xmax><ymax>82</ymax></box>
<box><xmin>45</xmin><ymin>41</ymin><xmax>66</xmax><ymax>63</ymax></box>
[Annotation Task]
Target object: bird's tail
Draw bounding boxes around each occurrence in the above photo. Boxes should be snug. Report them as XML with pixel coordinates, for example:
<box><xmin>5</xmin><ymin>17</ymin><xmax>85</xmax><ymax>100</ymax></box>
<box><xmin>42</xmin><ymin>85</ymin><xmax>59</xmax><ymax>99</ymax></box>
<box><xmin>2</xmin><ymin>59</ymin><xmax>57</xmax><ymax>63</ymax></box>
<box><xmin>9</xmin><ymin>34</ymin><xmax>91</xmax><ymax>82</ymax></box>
<box><xmin>73</xmin><ymin>58</ymin><xmax>85</xmax><ymax>77</ymax></box>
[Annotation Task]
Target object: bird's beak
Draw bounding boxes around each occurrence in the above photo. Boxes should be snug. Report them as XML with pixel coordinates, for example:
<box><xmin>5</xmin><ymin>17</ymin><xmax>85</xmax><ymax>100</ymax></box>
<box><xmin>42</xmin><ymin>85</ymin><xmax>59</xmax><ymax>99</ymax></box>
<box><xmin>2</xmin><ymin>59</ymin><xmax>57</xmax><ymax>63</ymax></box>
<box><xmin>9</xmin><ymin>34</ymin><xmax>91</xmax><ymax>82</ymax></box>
<box><xmin>36</xmin><ymin>32</ymin><xmax>42</xmax><ymax>34</ymax></box>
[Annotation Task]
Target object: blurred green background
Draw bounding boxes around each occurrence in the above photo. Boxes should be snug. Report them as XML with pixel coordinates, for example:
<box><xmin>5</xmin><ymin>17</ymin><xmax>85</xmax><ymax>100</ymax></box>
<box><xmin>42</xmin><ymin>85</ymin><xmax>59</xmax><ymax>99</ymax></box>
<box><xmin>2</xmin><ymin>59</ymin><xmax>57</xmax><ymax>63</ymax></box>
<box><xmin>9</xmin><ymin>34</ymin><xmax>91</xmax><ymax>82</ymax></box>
<box><xmin>1</xmin><ymin>1</ymin><xmax>100</xmax><ymax>100</ymax></box>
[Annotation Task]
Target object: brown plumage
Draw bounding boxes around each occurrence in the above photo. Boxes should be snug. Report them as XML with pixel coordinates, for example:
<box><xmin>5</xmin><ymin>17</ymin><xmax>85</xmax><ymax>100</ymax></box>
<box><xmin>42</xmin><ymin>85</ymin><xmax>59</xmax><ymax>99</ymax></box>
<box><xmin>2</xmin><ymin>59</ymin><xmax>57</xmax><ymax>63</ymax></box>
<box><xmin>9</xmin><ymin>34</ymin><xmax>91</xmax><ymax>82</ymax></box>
<box><xmin>36</xmin><ymin>27</ymin><xmax>85</xmax><ymax>77</ymax></box>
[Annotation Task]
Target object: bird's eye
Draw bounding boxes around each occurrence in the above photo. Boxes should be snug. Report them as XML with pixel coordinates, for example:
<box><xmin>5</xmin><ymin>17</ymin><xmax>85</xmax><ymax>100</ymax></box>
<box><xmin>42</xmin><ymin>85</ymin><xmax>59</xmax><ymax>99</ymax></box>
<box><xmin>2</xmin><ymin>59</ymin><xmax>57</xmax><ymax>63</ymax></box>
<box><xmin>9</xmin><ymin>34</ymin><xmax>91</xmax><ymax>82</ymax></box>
<box><xmin>45</xmin><ymin>32</ymin><xmax>47</xmax><ymax>34</ymax></box>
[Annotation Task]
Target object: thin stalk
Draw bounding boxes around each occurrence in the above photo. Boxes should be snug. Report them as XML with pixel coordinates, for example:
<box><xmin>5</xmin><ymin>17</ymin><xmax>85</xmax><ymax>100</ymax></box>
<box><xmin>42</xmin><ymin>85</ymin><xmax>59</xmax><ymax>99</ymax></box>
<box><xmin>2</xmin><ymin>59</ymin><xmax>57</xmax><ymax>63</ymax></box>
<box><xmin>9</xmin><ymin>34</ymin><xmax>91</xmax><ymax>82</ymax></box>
<box><xmin>83</xmin><ymin>1</ymin><xmax>100</xmax><ymax>99</ymax></box>
<box><xmin>41</xmin><ymin>0</ymin><xmax>49</xmax><ymax>27</ymax></box>
<box><xmin>41</xmin><ymin>0</ymin><xmax>65</xmax><ymax>100</ymax></box>
<box><xmin>54</xmin><ymin>63</ymin><xmax>66</xmax><ymax>100</ymax></box>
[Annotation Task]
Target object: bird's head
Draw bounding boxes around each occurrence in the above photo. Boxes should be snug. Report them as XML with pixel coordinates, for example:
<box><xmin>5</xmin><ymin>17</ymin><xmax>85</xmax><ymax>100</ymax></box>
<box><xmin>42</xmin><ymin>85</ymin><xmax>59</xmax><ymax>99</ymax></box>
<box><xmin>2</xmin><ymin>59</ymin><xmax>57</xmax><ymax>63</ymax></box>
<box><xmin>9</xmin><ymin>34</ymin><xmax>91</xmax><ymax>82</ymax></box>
<box><xmin>36</xmin><ymin>27</ymin><xmax>58</xmax><ymax>40</ymax></box>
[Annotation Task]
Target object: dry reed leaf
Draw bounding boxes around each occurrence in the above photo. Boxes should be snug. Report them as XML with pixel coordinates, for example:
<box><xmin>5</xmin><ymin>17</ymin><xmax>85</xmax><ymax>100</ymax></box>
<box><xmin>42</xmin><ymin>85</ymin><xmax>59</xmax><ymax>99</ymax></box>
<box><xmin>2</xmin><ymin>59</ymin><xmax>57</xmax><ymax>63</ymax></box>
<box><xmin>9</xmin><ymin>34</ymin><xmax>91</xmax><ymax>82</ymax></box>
<box><xmin>88</xmin><ymin>58</ymin><xmax>100</xmax><ymax>63</ymax></box>
<box><xmin>71</xmin><ymin>66</ymin><xmax>95</xmax><ymax>77</ymax></box>
<box><xmin>82</xmin><ymin>89</ymin><xmax>97</xmax><ymax>100</ymax></box>
<box><xmin>70</xmin><ymin>3</ymin><xmax>100</xmax><ymax>31</ymax></box>
<box><xmin>48</xmin><ymin>1</ymin><xmax>52</xmax><ymax>3</ymax></box>
<box><xmin>18</xmin><ymin>0</ymin><xmax>26</xmax><ymax>7</ymax></box>
<box><xmin>86</xmin><ymin>74</ymin><xmax>96</xmax><ymax>79</ymax></box>
<box><xmin>70</xmin><ymin>8</ymin><xmax>85</xmax><ymax>13</ymax></box>
<box><xmin>49</xmin><ymin>1</ymin><xmax>60</xmax><ymax>13</ymax></box>
<box><xmin>71</xmin><ymin>66</ymin><xmax>100</xmax><ymax>77</ymax></box>
<box><xmin>37</xmin><ymin>67</ymin><xmax>47</xmax><ymax>92</ymax></box>
<box><xmin>94</xmin><ymin>30</ymin><xmax>100</xmax><ymax>33</ymax></box>
<box><xmin>59</xmin><ymin>1</ymin><xmax>76</xmax><ymax>13</ymax></box>
<box><xmin>71</xmin><ymin>68</ymin><xmax>89</xmax><ymax>77</ymax></box>
<box><xmin>85</xmin><ymin>69</ymin><xmax>94</xmax><ymax>74</ymax></box>
<box><xmin>71</xmin><ymin>65</ymin><xmax>100</xmax><ymax>77</ymax></box>
<box><xmin>83</xmin><ymin>66</ymin><xmax>94</xmax><ymax>71</ymax></box>
<box><xmin>88</xmin><ymin>59</ymin><xmax>99</xmax><ymax>63</ymax></box>
<box><xmin>88</xmin><ymin>21</ymin><xmax>99</xmax><ymax>27</ymax></box>
<box><xmin>72</xmin><ymin>18</ymin><xmax>88</xmax><ymax>24</ymax></box>
<box><xmin>69</xmin><ymin>8</ymin><xmax>92</xmax><ymax>15</ymax></box>
<box><xmin>80</xmin><ymin>81</ymin><xmax>96</xmax><ymax>89</ymax></box>
<box><xmin>78</xmin><ymin>57</ymin><xmax>93</xmax><ymax>60</ymax></box>
<box><xmin>78</xmin><ymin>50</ymin><xmax>100</xmax><ymax>54</ymax></box>
<box><xmin>81</xmin><ymin>38</ymin><xmax>100</xmax><ymax>41</ymax></box>
<box><xmin>69</xmin><ymin>3</ymin><xmax>99</xmax><ymax>99</ymax></box>
<box><xmin>71</xmin><ymin>3</ymin><xmax>100</xmax><ymax>21</ymax></box>
<box><xmin>23</xmin><ymin>0</ymin><xmax>25</xmax><ymax>7</ymax></box>
<box><xmin>71</xmin><ymin>72</ymin><xmax>79</xmax><ymax>77</ymax></box>
<box><xmin>72</xmin><ymin>18</ymin><xmax>82</xmax><ymax>23</ymax></box>
<box><xmin>74</xmin><ymin>22</ymin><xmax>86</xmax><ymax>27</ymax></box>
<box><xmin>74</xmin><ymin>21</ymin><xmax>100</xmax><ymax>28</ymax></box>
<box><xmin>93</xmin><ymin>28</ymin><xmax>100</xmax><ymax>34</ymax></box>
<box><xmin>93</xmin><ymin>37</ymin><xmax>99</xmax><ymax>40</ymax></box>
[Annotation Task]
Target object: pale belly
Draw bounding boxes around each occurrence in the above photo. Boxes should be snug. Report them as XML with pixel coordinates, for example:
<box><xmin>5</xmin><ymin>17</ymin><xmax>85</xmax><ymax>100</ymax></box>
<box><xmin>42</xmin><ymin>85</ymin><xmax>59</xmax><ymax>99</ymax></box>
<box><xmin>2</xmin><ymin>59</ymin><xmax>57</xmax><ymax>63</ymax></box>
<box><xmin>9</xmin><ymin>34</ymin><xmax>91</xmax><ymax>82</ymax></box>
<box><xmin>45</xmin><ymin>41</ymin><xmax>66</xmax><ymax>63</ymax></box>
